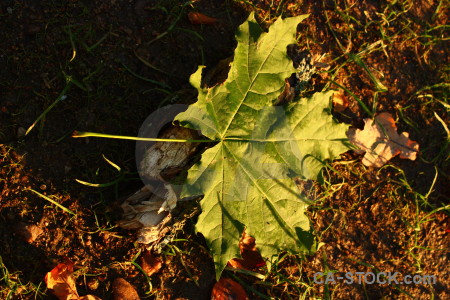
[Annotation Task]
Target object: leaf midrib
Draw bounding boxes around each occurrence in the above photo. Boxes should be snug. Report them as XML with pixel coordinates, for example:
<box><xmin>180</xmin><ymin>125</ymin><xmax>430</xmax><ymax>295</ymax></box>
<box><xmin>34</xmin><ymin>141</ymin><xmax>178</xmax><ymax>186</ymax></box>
<box><xmin>221</xmin><ymin>138</ymin><xmax>347</xmax><ymax>142</ymax></box>
<box><xmin>219</xmin><ymin>32</ymin><xmax>284</xmax><ymax>138</ymax></box>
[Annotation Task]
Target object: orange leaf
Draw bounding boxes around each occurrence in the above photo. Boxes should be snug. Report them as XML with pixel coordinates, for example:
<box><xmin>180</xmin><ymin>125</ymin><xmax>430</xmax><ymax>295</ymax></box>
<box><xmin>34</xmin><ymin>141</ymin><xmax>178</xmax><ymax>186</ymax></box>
<box><xmin>227</xmin><ymin>259</ymin><xmax>246</xmax><ymax>270</ymax></box>
<box><xmin>227</xmin><ymin>231</ymin><xmax>265</xmax><ymax>270</ymax></box>
<box><xmin>211</xmin><ymin>278</ymin><xmax>248</xmax><ymax>300</ymax></box>
<box><xmin>140</xmin><ymin>250</ymin><xmax>162</xmax><ymax>276</ymax></box>
<box><xmin>45</xmin><ymin>261</ymin><xmax>79</xmax><ymax>300</ymax></box>
<box><xmin>45</xmin><ymin>261</ymin><xmax>101</xmax><ymax>300</ymax></box>
<box><xmin>332</xmin><ymin>90</ymin><xmax>348</xmax><ymax>112</ymax></box>
<box><xmin>188</xmin><ymin>12</ymin><xmax>218</xmax><ymax>25</ymax></box>
<box><xmin>239</xmin><ymin>231</ymin><xmax>266</xmax><ymax>268</ymax></box>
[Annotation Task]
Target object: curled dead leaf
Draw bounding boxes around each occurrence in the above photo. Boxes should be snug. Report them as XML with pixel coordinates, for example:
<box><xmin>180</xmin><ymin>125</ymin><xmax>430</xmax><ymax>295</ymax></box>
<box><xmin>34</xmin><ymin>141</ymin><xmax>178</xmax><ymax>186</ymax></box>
<box><xmin>120</xmin><ymin>124</ymin><xmax>201</xmax><ymax>244</ymax></box>
<box><xmin>277</xmin><ymin>79</ymin><xmax>295</xmax><ymax>105</ymax></box>
<box><xmin>239</xmin><ymin>231</ymin><xmax>266</xmax><ymax>268</ymax></box>
<box><xmin>228</xmin><ymin>231</ymin><xmax>265</xmax><ymax>270</ymax></box>
<box><xmin>188</xmin><ymin>12</ymin><xmax>218</xmax><ymax>25</ymax></box>
<box><xmin>45</xmin><ymin>261</ymin><xmax>77</xmax><ymax>300</ymax></box>
<box><xmin>227</xmin><ymin>259</ymin><xmax>246</xmax><ymax>270</ymax></box>
<box><xmin>140</xmin><ymin>250</ymin><xmax>163</xmax><ymax>276</ymax></box>
<box><xmin>45</xmin><ymin>260</ymin><xmax>101</xmax><ymax>300</ymax></box>
<box><xmin>332</xmin><ymin>91</ymin><xmax>348</xmax><ymax>112</ymax></box>
<box><xmin>211</xmin><ymin>278</ymin><xmax>248</xmax><ymax>300</ymax></box>
<box><xmin>347</xmin><ymin>112</ymin><xmax>419</xmax><ymax>167</ymax></box>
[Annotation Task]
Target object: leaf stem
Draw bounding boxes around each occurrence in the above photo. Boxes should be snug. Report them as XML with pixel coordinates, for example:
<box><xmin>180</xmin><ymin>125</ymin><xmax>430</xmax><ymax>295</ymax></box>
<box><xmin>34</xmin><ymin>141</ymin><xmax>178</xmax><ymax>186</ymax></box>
<box><xmin>73</xmin><ymin>131</ymin><xmax>349</xmax><ymax>144</ymax></box>
<box><xmin>72</xmin><ymin>131</ymin><xmax>214</xmax><ymax>143</ymax></box>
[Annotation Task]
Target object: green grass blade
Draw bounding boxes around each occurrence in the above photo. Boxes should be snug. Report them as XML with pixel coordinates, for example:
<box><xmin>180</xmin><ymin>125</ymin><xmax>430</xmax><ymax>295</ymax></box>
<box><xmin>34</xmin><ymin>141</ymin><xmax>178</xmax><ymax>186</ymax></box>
<box><xmin>329</xmin><ymin>80</ymin><xmax>374</xmax><ymax>116</ymax></box>
<box><xmin>26</xmin><ymin>189</ymin><xmax>76</xmax><ymax>215</ymax></box>
<box><xmin>75</xmin><ymin>178</ymin><xmax>120</xmax><ymax>188</ymax></box>
<box><xmin>348</xmin><ymin>53</ymin><xmax>388</xmax><ymax>92</ymax></box>
<box><xmin>102</xmin><ymin>154</ymin><xmax>121</xmax><ymax>172</ymax></box>
<box><xmin>25</xmin><ymin>82</ymin><xmax>72</xmax><ymax>136</ymax></box>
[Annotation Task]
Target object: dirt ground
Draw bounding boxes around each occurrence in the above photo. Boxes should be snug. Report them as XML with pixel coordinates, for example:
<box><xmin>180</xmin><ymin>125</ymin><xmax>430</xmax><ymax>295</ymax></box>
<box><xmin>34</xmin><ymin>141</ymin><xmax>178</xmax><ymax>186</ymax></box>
<box><xmin>0</xmin><ymin>0</ymin><xmax>448</xmax><ymax>299</ymax></box>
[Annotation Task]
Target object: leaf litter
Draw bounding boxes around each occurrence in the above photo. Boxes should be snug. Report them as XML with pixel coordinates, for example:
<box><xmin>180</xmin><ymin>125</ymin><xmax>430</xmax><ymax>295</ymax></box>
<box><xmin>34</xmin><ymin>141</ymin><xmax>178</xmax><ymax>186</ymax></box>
<box><xmin>45</xmin><ymin>8</ymin><xmax>426</xmax><ymax>298</ymax></box>
<box><xmin>45</xmin><ymin>261</ymin><xmax>101</xmax><ymax>300</ymax></box>
<box><xmin>118</xmin><ymin>12</ymin><xmax>351</xmax><ymax>281</ymax></box>
<box><xmin>211</xmin><ymin>277</ymin><xmax>249</xmax><ymax>300</ymax></box>
<box><xmin>228</xmin><ymin>231</ymin><xmax>265</xmax><ymax>270</ymax></box>
<box><xmin>0</xmin><ymin>4</ymin><xmax>448</xmax><ymax>297</ymax></box>
<box><xmin>0</xmin><ymin>0</ymin><xmax>446</xmax><ymax>298</ymax></box>
<box><xmin>347</xmin><ymin>112</ymin><xmax>420</xmax><ymax>167</ymax></box>
<box><xmin>140</xmin><ymin>250</ymin><xmax>163</xmax><ymax>277</ymax></box>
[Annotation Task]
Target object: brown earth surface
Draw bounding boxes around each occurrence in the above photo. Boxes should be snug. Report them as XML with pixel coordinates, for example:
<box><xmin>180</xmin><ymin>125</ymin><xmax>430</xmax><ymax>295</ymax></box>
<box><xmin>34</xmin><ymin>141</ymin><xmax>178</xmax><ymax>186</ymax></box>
<box><xmin>1</xmin><ymin>0</ymin><xmax>448</xmax><ymax>299</ymax></box>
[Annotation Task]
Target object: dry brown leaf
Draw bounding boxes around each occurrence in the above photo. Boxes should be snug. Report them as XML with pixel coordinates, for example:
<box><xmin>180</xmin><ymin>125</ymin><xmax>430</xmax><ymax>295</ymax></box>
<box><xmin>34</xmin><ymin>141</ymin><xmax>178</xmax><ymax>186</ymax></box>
<box><xmin>228</xmin><ymin>231</ymin><xmax>265</xmax><ymax>270</ymax></box>
<box><xmin>45</xmin><ymin>261</ymin><xmax>78</xmax><ymax>300</ymax></box>
<box><xmin>211</xmin><ymin>278</ymin><xmax>249</xmax><ymax>300</ymax></box>
<box><xmin>140</xmin><ymin>250</ymin><xmax>162</xmax><ymax>276</ymax></box>
<box><xmin>332</xmin><ymin>90</ymin><xmax>348</xmax><ymax>112</ymax></box>
<box><xmin>227</xmin><ymin>259</ymin><xmax>246</xmax><ymax>270</ymax></box>
<box><xmin>277</xmin><ymin>79</ymin><xmax>295</xmax><ymax>105</ymax></box>
<box><xmin>347</xmin><ymin>112</ymin><xmax>419</xmax><ymax>167</ymax></box>
<box><xmin>120</xmin><ymin>125</ymin><xmax>200</xmax><ymax>243</ymax></box>
<box><xmin>45</xmin><ymin>261</ymin><xmax>101</xmax><ymax>300</ymax></box>
<box><xmin>188</xmin><ymin>12</ymin><xmax>218</xmax><ymax>25</ymax></box>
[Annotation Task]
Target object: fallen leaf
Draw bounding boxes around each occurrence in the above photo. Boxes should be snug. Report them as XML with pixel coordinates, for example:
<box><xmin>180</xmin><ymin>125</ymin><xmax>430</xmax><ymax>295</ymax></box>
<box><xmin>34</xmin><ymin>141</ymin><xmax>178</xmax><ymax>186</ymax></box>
<box><xmin>227</xmin><ymin>259</ymin><xmax>246</xmax><ymax>270</ymax></box>
<box><xmin>119</xmin><ymin>124</ymin><xmax>201</xmax><ymax>243</ymax></box>
<box><xmin>86</xmin><ymin>278</ymin><xmax>99</xmax><ymax>291</ymax></box>
<box><xmin>332</xmin><ymin>90</ymin><xmax>348</xmax><ymax>112</ymax></box>
<box><xmin>45</xmin><ymin>261</ymin><xmax>78</xmax><ymax>300</ymax></box>
<box><xmin>188</xmin><ymin>12</ymin><xmax>218</xmax><ymax>25</ymax></box>
<box><xmin>45</xmin><ymin>261</ymin><xmax>101</xmax><ymax>300</ymax></box>
<box><xmin>140</xmin><ymin>250</ymin><xmax>162</xmax><ymax>276</ymax></box>
<box><xmin>347</xmin><ymin>112</ymin><xmax>419</xmax><ymax>167</ymax></box>
<box><xmin>112</xmin><ymin>278</ymin><xmax>140</xmax><ymax>300</ymax></box>
<box><xmin>211</xmin><ymin>278</ymin><xmax>248</xmax><ymax>300</ymax></box>
<box><xmin>175</xmin><ymin>14</ymin><xmax>348</xmax><ymax>279</ymax></box>
<box><xmin>228</xmin><ymin>231</ymin><xmax>265</xmax><ymax>270</ymax></box>
<box><xmin>277</xmin><ymin>79</ymin><xmax>295</xmax><ymax>105</ymax></box>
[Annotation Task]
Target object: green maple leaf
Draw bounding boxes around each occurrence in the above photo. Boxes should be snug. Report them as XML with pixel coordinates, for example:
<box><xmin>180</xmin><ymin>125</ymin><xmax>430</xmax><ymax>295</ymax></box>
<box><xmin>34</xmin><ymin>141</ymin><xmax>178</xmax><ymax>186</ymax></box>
<box><xmin>175</xmin><ymin>13</ymin><xmax>350</xmax><ymax>279</ymax></box>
